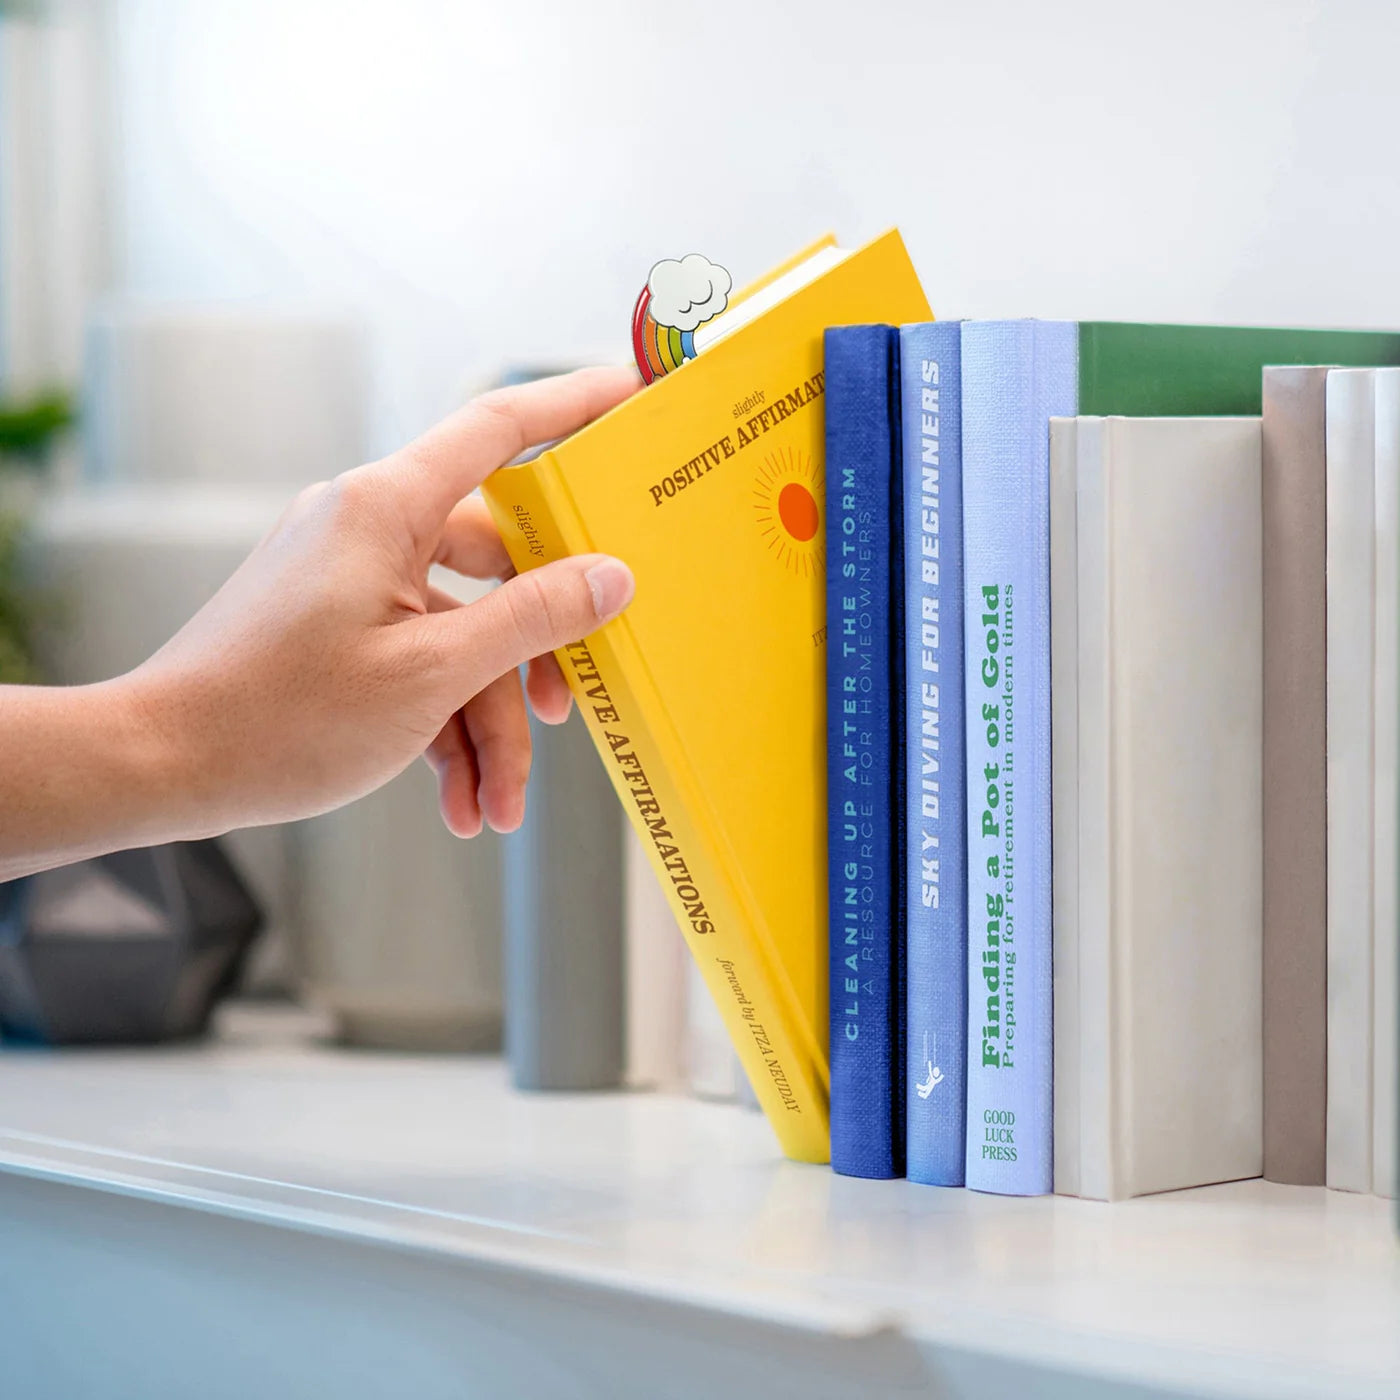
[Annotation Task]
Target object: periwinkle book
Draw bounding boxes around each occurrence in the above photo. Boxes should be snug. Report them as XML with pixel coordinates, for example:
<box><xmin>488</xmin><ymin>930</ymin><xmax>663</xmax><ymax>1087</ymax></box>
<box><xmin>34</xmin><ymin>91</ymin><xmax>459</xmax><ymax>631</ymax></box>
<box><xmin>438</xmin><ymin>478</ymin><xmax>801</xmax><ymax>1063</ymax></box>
<box><xmin>825</xmin><ymin>323</ymin><xmax>905</xmax><ymax>1179</ymax></box>
<box><xmin>900</xmin><ymin>322</ymin><xmax>966</xmax><ymax>1186</ymax></box>
<box><xmin>961</xmin><ymin>320</ymin><xmax>1075</xmax><ymax>1195</ymax></box>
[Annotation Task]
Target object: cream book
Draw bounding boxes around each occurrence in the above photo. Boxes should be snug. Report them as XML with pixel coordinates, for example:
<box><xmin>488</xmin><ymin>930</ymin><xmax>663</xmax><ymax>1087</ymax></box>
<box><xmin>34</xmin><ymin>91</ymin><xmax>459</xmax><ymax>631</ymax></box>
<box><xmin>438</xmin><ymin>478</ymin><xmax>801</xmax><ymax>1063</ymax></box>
<box><xmin>685</xmin><ymin>959</ymin><xmax>744</xmax><ymax>1101</ymax></box>
<box><xmin>624</xmin><ymin>826</ymin><xmax>689</xmax><ymax>1091</ymax></box>
<box><xmin>1051</xmin><ymin>416</ymin><xmax>1263</xmax><ymax>1201</ymax></box>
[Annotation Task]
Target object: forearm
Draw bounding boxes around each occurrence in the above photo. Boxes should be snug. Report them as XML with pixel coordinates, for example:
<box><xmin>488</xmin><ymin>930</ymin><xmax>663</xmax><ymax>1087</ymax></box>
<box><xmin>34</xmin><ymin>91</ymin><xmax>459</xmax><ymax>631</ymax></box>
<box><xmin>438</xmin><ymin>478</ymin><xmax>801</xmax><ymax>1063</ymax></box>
<box><xmin>0</xmin><ymin>677</ymin><xmax>197</xmax><ymax>881</ymax></box>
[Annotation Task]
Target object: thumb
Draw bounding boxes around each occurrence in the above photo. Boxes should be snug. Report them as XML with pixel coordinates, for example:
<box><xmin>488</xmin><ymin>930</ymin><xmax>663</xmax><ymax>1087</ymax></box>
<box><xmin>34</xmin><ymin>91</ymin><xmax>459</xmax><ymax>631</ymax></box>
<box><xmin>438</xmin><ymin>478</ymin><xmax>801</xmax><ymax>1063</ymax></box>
<box><xmin>419</xmin><ymin>553</ymin><xmax>634</xmax><ymax>704</ymax></box>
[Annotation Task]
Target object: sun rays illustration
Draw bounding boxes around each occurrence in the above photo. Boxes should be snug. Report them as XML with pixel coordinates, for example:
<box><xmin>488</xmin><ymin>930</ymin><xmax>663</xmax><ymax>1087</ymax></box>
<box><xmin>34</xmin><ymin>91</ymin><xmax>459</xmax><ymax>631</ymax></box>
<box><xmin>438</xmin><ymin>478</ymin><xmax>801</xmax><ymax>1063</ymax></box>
<box><xmin>752</xmin><ymin>446</ymin><xmax>824</xmax><ymax>577</ymax></box>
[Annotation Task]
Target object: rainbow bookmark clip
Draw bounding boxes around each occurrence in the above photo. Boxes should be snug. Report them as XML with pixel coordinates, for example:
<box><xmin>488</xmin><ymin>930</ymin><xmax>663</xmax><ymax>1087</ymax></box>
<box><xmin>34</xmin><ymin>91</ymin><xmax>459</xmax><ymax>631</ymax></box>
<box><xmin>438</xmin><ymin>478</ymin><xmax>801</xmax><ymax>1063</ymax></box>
<box><xmin>631</xmin><ymin>254</ymin><xmax>732</xmax><ymax>384</ymax></box>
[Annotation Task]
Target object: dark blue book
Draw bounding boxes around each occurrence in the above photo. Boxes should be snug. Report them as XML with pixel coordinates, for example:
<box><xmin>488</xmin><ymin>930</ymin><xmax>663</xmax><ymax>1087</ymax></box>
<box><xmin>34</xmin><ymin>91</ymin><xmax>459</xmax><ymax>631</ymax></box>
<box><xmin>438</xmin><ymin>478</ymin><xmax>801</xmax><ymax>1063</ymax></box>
<box><xmin>824</xmin><ymin>323</ymin><xmax>905</xmax><ymax>1179</ymax></box>
<box><xmin>900</xmin><ymin>323</ymin><xmax>967</xmax><ymax>1186</ymax></box>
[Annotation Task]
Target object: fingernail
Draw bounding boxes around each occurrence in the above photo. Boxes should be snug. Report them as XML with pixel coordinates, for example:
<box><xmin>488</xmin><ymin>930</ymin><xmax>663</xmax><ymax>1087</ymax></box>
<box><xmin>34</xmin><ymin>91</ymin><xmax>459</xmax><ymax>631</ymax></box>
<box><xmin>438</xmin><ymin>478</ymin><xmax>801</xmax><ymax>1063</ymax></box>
<box><xmin>585</xmin><ymin>558</ymin><xmax>635</xmax><ymax>620</ymax></box>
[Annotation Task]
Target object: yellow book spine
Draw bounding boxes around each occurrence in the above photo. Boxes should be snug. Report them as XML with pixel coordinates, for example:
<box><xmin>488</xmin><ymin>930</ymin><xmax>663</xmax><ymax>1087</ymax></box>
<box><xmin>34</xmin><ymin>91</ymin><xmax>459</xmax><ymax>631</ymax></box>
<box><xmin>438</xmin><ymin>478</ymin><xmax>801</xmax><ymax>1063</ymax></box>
<box><xmin>486</xmin><ymin>455</ymin><xmax>831</xmax><ymax>1163</ymax></box>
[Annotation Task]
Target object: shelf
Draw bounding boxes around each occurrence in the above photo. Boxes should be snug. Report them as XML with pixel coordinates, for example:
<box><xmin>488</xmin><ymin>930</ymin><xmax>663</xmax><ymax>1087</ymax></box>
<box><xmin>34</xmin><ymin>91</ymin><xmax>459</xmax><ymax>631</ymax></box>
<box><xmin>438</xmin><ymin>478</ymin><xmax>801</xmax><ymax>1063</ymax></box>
<box><xmin>1</xmin><ymin>1004</ymin><xmax>1396</xmax><ymax>1400</ymax></box>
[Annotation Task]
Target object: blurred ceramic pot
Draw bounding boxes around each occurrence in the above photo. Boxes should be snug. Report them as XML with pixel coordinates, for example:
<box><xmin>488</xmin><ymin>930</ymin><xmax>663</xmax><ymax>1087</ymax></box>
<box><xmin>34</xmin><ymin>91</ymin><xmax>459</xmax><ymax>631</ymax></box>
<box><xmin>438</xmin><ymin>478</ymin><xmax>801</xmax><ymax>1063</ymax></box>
<box><xmin>295</xmin><ymin>759</ymin><xmax>504</xmax><ymax>1052</ymax></box>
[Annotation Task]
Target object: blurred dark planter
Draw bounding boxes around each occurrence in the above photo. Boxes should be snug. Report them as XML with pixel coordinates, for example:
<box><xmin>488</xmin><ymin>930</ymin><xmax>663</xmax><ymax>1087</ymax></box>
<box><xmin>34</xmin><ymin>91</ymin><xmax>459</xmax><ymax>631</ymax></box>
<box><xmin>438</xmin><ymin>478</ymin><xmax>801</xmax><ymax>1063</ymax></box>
<box><xmin>0</xmin><ymin>840</ymin><xmax>262</xmax><ymax>1045</ymax></box>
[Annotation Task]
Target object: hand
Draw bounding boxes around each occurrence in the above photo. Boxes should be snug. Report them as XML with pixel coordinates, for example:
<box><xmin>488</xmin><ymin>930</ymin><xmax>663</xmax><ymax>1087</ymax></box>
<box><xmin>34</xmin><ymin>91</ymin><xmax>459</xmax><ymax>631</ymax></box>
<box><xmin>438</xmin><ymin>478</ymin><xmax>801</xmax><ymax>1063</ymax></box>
<box><xmin>0</xmin><ymin>366</ymin><xmax>639</xmax><ymax>879</ymax></box>
<box><xmin>138</xmin><ymin>365</ymin><xmax>640</xmax><ymax>838</ymax></box>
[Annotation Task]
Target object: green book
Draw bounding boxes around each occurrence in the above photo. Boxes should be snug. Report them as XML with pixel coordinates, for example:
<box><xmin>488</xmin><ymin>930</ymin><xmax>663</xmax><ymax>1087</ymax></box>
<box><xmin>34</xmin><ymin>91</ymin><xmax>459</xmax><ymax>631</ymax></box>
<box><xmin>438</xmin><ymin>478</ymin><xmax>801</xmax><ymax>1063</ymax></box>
<box><xmin>1075</xmin><ymin>322</ymin><xmax>1400</xmax><ymax>415</ymax></box>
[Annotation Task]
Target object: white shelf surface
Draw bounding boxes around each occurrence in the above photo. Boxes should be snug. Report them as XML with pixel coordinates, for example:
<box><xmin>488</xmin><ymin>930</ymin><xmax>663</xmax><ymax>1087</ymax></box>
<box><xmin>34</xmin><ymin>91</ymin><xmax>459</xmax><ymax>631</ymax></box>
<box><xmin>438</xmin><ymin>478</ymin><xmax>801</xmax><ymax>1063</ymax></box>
<box><xmin>1</xmin><ymin>1005</ymin><xmax>1397</xmax><ymax>1400</ymax></box>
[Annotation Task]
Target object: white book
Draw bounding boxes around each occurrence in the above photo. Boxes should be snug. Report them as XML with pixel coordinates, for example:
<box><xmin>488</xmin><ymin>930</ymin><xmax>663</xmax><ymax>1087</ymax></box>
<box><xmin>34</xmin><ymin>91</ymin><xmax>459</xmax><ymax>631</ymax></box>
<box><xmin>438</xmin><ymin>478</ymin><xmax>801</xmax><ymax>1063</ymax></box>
<box><xmin>1051</xmin><ymin>416</ymin><xmax>1263</xmax><ymax>1201</ymax></box>
<box><xmin>1326</xmin><ymin>370</ymin><xmax>1379</xmax><ymax>1193</ymax></box>
<box><xmin>1368</xmin><ymin>370</ymin><xmax>1400</xmax><ymax>1200</ymax></box>
<box><xmin>1050</xmin><ymin>416</ymin><xmax>1083</xmax><ymax>1197</ymax></box>
<box><xmin>623</xmin><ymin>827</ymin><xmax>689</xmax><ymax>1091</ymax></box>
<box><xmin>684</xmin><ymin>959</ymin><xmax>745</xmax><ymax>1102</ymax></box>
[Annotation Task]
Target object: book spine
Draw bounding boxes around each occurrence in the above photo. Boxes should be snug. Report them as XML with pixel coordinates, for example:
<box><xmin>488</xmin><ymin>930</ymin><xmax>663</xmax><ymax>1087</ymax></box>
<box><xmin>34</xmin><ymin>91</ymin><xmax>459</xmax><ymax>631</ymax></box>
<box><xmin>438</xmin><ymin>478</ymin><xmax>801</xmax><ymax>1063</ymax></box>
<box><xmin>685</xmin><ymin>956</ymin><xmax>744</xmax><ymax>1101</ymax></box>
<box><xmin>1048</xmin><ymin>415</ymin><xmax>1083</xmax><ymax>1197</ymax></box>
<box><xmin>485</xmin><ymin>456</ymin><xmax>831</xmax><ymax>1163</ymax></box>
<box><xmin>1324</xmin><ymin>368</ymin><xmax>1377</xmax><ymax>1194</ymax></box>
<box><xmin>1071</xmin><ymin>416</ymin><xmax>1118</xmax><ymax>1200</ymax></box>
<box><xmin>1259</xmin><ymin>366</ymin><xmax>1330</xmax><ymax>1185</ymax></box>
<box><xmin>1373</xmin><ymin>370</ymin><xmax>1400</xmax><ymax>1200</ymax></box>
<box><xmin>624</xmin><ymin>825</ymin><xmax>689</xmax><ymax>1091</ymax></box>
<box><xmin>899</xmin><ymin>323</ymin><xmax>967</xmax><ymax>1186</ymax></box>
<box><xmin>824</xmin><ymin>325</ymin><xmax>904</xmax><ymax>1179</ymax></box>
<box><xmin>960</xmin><ymin>320</ymin><xmax>1078</xmax><ymax>1195</ymax></box>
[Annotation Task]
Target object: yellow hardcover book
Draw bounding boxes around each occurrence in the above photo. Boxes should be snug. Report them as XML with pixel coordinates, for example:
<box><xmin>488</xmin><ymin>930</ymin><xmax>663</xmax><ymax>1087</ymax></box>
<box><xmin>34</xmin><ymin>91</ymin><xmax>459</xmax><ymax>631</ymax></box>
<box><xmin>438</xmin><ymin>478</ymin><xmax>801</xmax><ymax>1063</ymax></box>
<box><xmin>483</xmin><ymin>230</ymin><xmax>931</xmax><ymax>1161</ymax></box>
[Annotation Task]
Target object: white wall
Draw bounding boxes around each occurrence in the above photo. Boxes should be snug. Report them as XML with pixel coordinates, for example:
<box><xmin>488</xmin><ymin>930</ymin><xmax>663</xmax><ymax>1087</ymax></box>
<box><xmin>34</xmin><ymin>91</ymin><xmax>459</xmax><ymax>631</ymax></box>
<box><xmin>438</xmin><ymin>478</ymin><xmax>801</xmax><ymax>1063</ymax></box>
<box><xmin>106</xmin><ymin>0</ymin><xmax>1400</xmax><ymax>457</ymax></box>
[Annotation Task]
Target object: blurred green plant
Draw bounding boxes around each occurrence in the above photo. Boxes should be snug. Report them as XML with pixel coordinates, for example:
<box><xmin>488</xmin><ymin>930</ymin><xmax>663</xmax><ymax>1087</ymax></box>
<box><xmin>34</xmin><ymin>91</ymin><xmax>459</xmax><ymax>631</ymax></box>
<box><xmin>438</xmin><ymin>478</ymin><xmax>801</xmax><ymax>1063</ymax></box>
<box><xmin>0</xmin><ymin>389</ymin><xmax>73</xmax><ymax>459</ymax></box>
<box><xmin>0</xmin><ymin>388</ymin><xmax>75</xmax><ymax>682</ymax></box>
<box><xmin>0</xmin><ymin>511</ymin><xmax>41</xmax><ymax>681</ymax></box>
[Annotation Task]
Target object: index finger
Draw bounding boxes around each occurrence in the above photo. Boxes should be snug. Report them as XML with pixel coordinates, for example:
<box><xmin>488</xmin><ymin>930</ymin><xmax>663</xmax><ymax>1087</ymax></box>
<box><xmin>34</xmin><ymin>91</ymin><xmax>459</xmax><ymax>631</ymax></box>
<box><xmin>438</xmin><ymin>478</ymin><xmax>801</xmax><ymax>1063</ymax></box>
<box><xmin>389</xmin><ymin>365</ymin><xmax>641</xmax><ymax>523</ymax></box>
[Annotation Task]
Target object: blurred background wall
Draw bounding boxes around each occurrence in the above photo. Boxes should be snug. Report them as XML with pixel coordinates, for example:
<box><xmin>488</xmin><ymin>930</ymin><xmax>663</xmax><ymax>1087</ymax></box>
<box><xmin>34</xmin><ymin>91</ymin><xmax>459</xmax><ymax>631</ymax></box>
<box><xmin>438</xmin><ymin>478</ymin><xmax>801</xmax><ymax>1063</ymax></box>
<box><xmin>4</xmin><ymin>0</ymin><xmax>1400</xmax><ymax>452</ymax></box>
<box><xmin>96</xmin><ymin>0</ymin><xmax>1400</xmax><ymax>453</ymax></box>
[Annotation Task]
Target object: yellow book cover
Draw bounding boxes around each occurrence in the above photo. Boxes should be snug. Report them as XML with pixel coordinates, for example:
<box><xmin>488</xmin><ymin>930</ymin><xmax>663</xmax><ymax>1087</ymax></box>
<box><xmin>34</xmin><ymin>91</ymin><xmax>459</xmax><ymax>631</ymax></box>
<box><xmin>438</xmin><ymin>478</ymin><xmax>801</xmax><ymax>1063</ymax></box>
<box><xmin>483</xmin><ymin>230</ymin><xmax>931</xmax><ymax>1161</ymax></box>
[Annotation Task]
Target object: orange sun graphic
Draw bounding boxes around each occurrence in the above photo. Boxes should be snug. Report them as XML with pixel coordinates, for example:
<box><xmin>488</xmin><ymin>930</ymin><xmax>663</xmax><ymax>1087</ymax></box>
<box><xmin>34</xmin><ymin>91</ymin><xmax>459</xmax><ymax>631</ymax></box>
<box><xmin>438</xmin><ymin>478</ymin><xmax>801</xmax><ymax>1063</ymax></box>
<box><xmin>752</xmin><ymin>446</ymin><xmax>824</xmax><ymax>577</ymax></box>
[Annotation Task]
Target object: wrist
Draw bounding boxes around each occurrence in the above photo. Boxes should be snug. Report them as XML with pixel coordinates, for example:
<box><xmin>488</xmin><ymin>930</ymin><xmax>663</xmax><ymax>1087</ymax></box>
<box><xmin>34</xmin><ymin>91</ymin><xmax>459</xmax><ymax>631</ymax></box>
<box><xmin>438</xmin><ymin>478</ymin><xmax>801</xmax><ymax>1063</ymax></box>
<box><xmin>0</xmin><ymin>673</ymin><xmax>206</xmax><ymax>881</ymax></box>
<box><xmin>111</xmin><ymin>664</ymin><xmax>227</xmax><ymax>844</ymax></box>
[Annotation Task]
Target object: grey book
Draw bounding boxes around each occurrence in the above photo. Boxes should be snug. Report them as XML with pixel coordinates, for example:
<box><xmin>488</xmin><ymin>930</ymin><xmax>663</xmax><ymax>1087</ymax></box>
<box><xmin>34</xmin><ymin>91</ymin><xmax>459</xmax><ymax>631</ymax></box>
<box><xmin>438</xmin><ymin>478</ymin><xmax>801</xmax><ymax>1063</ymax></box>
<box><xmin>1261</xmin><ymin>366</ymin><xmax>1330</xmax><ymax>1185</ymax></box>
<box><xmin>504</xmin><ymin>707</ymin><xmax>624</xmax><ymax>1090</ymax></box>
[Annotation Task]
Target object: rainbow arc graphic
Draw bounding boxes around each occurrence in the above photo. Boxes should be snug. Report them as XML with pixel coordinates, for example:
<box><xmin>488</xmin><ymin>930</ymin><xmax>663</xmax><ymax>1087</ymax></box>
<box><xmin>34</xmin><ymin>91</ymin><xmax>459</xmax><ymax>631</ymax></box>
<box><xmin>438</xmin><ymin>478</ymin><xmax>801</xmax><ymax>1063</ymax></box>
<box><xmin>630</xmin><ymin>254</ymin><xmax>732</xmax><ymax>385</ymax></box>
<box><xmin>631</xmin><ymin>286</ymin><xmax>700</xmax><ymax>384</ymax></box>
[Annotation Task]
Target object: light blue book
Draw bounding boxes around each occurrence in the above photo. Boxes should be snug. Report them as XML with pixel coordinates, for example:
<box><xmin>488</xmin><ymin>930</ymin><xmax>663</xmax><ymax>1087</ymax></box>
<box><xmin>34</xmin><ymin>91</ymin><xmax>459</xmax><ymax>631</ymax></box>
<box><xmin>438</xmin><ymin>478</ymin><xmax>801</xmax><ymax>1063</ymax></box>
<box><xmin>900</xmin><ymin>322</ymin><xmax>967</xmax><ymax>1186</ymax></box>
<box><xmin>960</xmin><ymin>320</ymin><xmax>1076</xmax><ymax>1195</ymax></box>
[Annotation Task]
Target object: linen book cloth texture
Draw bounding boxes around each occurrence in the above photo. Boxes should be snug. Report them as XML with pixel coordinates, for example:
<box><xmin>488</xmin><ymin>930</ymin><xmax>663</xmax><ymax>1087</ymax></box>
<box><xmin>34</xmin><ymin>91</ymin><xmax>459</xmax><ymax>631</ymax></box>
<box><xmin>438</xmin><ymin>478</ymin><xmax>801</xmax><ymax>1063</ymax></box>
<box><xmin>1260</xmin><ymin>366</ymin><xmax>1330</xmax><ymax>1186</ymax></box>
<box><xmin>961</xmin><ymin>319</ymin><xmax>1075</xmax><ymax>1195</ymax></box>
<box><xmin>825</xmin><ymin>323</ymin><xmax>905</xmax><ymax>1179</ymax></box>
<box><xmin>899</xmin><ymin>321</ymin><xmax>967</xmax><ymax>1186</ymax></box>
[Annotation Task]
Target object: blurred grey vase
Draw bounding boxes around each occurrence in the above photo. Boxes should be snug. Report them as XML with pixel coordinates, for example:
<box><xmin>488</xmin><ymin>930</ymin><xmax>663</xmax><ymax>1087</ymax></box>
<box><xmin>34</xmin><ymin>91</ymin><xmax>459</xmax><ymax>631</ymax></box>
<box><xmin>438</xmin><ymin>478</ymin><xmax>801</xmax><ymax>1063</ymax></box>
<box><xmin>296</xmin><ymin>759</ymin><xmax>504</xmax><ymax>1051</ymax></box>
<box><xmin>504</xmin><ymin>708</ymin><xmax>624</xmax><ymax>1090</ymax></box>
